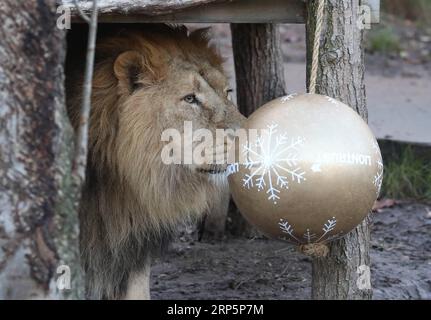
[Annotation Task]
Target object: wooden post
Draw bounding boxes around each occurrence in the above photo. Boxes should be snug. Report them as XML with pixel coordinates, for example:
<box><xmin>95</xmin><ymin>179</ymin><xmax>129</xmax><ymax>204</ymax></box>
<box><xmin>306</xmin><ymin>0</ymin><xmax>372</xmax><ymax>299</ymax></box>
<box><xmin>228</xmin><ymin>23</ymin><xmax>286</xmax><ymax>236</ymax></box>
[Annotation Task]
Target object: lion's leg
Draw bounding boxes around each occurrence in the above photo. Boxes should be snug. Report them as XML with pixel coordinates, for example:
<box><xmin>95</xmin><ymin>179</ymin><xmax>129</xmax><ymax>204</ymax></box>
<box><xmin>124</xmin><ymin>258</ymin><xmax>151</xmax><ymax>300</ymax></box>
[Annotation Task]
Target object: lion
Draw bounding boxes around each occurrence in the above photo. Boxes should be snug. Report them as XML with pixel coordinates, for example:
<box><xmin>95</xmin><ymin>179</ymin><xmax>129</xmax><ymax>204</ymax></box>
<box><xmin>66</xmin><ymin>24</ymin><xmax>245</xmax><ymax>299</ymax></box>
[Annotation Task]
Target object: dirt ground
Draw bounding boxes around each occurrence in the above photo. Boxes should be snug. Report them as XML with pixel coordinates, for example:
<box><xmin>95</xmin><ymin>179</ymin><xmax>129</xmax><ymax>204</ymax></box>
<box><xmin>151</xmin><ymin>201</ymin><xmax>431</xmax><ymax>300</ymax></box>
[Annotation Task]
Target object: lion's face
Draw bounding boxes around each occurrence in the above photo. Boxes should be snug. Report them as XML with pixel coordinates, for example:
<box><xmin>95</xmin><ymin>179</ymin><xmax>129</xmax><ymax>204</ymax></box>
<box><xmin>114</xmin><ymin>48</ymin><xmax>245</xmax><ymax>178</ymax></box>
<box><xmin>68</xmin><ymin>27</ymin><xmax>245</xmax><ymax>274</ymax></box>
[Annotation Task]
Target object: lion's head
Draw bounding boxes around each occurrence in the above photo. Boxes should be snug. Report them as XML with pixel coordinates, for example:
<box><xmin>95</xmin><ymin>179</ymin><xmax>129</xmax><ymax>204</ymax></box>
<box><xmin>67</xmin><ymin>25</ymin><xmax>244</xmax><ymax>244</ymax></box>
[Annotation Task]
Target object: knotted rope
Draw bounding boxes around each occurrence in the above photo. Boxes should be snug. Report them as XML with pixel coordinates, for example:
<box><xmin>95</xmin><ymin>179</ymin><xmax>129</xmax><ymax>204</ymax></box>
<box><xmin>298</xmin><ymin>242</ymin><xmax>329</xmax><ymax>258</ymax></box>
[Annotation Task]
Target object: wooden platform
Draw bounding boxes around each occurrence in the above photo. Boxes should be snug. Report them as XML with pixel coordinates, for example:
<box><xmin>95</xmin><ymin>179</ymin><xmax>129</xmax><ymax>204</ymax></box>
<box><xmin>61</xmin><ymin>0</ymin><xmax>380</xmax><ymax>24</ymax></box>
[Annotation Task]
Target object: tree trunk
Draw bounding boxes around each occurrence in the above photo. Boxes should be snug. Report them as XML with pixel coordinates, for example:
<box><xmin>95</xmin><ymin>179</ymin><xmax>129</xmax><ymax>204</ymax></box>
<box><xmin>228</xmin><ymin>23</ymin><xmax>286</xmax><ymax>237</ymax></box>
<box><xmin>0</xmin><ymin>1</ymin><xmax>82</xmax><ymax>299</ymax></box>
<box><xmin>306</xmin><ymin>0</ymin><xmax>372</xmax><ymax>299</ymax></box>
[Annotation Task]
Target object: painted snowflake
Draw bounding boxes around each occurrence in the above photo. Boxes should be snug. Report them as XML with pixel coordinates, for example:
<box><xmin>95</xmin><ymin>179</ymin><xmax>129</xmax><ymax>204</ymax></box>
<box><xmin>240</xmin><ymin>123</ymin><xmax>306</xmax><ymax>204</ymax></box>
<box><xmin>278</xmin><ymin>217</ymin><xmax>341</xmax><ymax>244</ymax></box>
<box><xmin>280</xmin><ymin>93</ymin><xmax>298</xmax><ymax>103</ymax></box>
<box><xmin>372</xmin><ymin>140</ymin><xmax>384</xmax><ymax>196</ymax></box>
<box><xmin>325</xmin><ymin>96</ymin><xmax>339</xmax><ymax>105</ymax></box>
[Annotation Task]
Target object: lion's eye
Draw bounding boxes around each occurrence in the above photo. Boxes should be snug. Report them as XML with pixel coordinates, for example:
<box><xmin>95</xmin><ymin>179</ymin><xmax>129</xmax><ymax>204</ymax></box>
<box><xmin>183</xmin><ymin>94</ymin><xmax>197</xmax><ymax>104</ymax></box>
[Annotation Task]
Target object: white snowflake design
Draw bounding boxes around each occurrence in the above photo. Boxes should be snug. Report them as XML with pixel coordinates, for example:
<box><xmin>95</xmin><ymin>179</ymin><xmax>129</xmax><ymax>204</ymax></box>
<box><xmin>303</xmin><ymin>229</ymin><xmax>317</xmax><ymax>243</ymax></box>
<box><xmin>372</xmin><ymin>140</ymin><xmax>384</xmax><ymax>196</ymax></box>
<box><xmin>241</xmin><ymin>123</ymin><xmax>306</xmax><ymax>204</ymax></box>
<box><xmin>325</xmin><ymin>96</ymin><xmax>339</xmax><ymax>105</ymax></box>
<box><xmin>280</xmin><ymin>93</ymin><xmax>298</xmax><ymax>103</ymax></box>
<box><xmin>278</xmin><ymin>217</ymin><xmax>340</xmax><ymax>244</ymax></box>
<box><xmin>226</xmin><ymin>162</ymin><xmax>239</xmax><ymax>176</ymax></box>
<box><xmin>317</xmin><ymin>217</ymin><xmax>337</xmax><ymax>242</ymax></box>
<box><xmin>278</xmin><ymin>219</ymin><xmax>300</xmax><ymax>243</ymax></box>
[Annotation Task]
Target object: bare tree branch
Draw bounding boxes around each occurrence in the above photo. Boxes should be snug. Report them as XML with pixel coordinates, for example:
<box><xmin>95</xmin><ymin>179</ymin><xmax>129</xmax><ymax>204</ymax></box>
<box><xmin>73</xmin><ymin>0</ymin><xmax>91</xmax><ymax>23</ymax></box>
<box><xmin>72</xmin><ymin>0</ymin><xmax>98</xmax><ymax>184</ymax></box>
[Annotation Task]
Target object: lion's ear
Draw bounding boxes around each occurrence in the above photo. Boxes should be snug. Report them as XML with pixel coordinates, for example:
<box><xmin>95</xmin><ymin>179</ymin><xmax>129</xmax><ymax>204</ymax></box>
<box><xmin>114</xmin><ymin>51</ymin><xmax>149</xmax><ymax>94</ymax></box>
<box><xmin>190</xmin><ymin>27</ymin><xmax>211</xmax><ymax>45</ymax></box>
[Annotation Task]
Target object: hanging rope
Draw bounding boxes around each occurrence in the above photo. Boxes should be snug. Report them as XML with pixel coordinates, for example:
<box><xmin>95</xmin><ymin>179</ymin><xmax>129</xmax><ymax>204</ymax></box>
<box><xmin>299</xmin><ymin>0</ymin><xmax>329</xmax><ymax>259</ymax></box>
<box><xmin>308</xmin><ymin>0</ymin><xmax>326</xmax><ymax>94</ymax></box>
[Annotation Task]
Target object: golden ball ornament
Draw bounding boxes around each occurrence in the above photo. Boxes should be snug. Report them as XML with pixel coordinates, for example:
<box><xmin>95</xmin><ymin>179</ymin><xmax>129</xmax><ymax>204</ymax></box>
<box><xmin>227</xmin><ymin>93</ymin><xmax>383</xmax><ymax>245</ymax></box>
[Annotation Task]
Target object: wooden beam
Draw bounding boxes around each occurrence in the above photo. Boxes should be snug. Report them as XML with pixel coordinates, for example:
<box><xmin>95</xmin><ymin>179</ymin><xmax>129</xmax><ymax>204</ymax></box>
<box><xmin>61</xmin><ymin>0</ymin><xmax>380</xmax><ymax>24</ymax></box>
<box><xmin>61</xmin><ymin>0</ymin><xmax>227</xmax><ymax>16</ymax></box>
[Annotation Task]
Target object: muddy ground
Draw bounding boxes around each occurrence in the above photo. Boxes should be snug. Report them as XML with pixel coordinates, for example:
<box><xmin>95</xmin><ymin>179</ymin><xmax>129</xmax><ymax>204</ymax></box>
<box><xmin>151</xmin><ymin>202</ymin><xmax>431</xmax><ymax>300</ymax></box>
